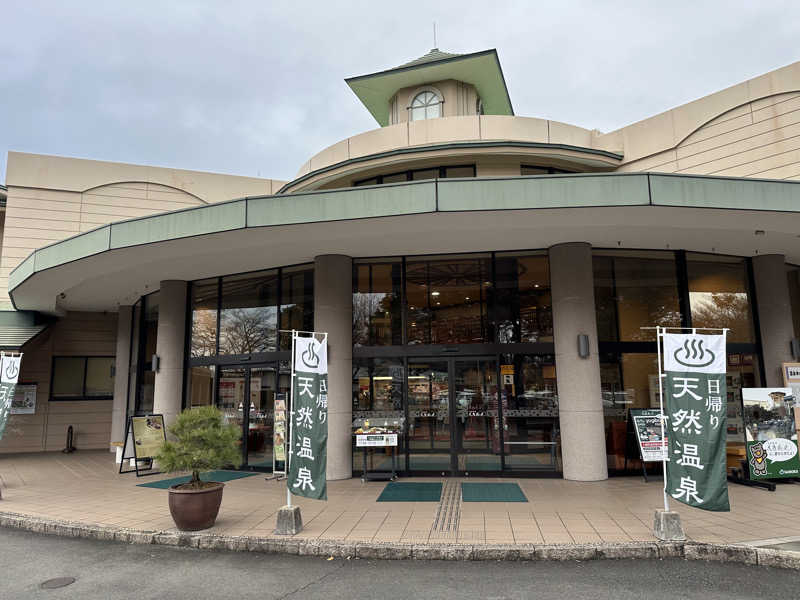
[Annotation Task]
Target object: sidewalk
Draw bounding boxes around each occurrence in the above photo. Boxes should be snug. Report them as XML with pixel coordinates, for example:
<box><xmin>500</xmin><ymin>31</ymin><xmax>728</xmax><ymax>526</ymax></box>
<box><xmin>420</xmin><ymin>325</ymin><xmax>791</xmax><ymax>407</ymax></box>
<box><xmin>2</xmin><ymin>451</ymin><xmax>800</xmax><ymax>547</ymax></box>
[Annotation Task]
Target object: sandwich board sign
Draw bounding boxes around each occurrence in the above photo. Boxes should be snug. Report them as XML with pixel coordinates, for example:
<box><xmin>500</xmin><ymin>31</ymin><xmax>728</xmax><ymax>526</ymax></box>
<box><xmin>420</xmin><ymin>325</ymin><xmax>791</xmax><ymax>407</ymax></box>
<box><xmin>119</xmin><ymin>414</ymin><xmax>166</xmax><ymax>477</ymax></box>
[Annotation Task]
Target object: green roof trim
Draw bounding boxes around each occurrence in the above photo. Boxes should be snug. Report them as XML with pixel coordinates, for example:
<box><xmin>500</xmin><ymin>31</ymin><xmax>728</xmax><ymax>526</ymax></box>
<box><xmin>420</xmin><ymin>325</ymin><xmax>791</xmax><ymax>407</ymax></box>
<box><xmin>346</xmin><ymin>49</ymin><xmax>513</xmax><ymax>126</ymax></box>
<box><xmin>11</xmin><ymin>172</ymin><xmax>800</xmax><ymax>308</ymax></box>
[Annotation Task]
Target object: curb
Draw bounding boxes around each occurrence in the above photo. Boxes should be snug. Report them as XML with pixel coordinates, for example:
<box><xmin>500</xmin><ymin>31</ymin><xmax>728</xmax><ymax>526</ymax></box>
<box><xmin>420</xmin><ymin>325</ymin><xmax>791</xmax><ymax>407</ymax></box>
<box><xmin>2</xmin><ymin>511</ymin><xmax>799</xmax><ymax>568</ymax></box>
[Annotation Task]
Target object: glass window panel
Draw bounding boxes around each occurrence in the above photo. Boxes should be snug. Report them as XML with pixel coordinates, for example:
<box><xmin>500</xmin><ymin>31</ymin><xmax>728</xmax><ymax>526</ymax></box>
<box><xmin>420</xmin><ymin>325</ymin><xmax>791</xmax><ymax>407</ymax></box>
<box><xmin>142</xmin><ymin>292</ymin><xmax>159</xmax><ymax>360</ymax></box>
<box><xmin>407</xmin><ymin>257</ymin><xmax>490</xmax><ymax>345</ymax></box>
<box><xmin>354</xmin><ymin>177</ymin><xmax>378</xmax><ymax>187</ymax></box>
<box><xmin>788</xmin><ymin>266</ymin><xmax>800</xmax><ymax>339</ymax></box>
<box><xmin>219</xmin><ymin>270</ymin><xmax>279</xmax><ymax>355</ymax></box>
<box><xmin>495</xmin><ymin>253</ymin><xmax>552</xmax><ymax>343</ymax></box>
<box><xmin>521</xmin><ymin>166</ymin><xmax>548</xmax><ymax>175</ymax></box>
<box><xmin>52</xmin><ymin>357</ymin><xmax>85</xmax><ymax>397</ymax></box>
<box><xmin>382</xmin><ymin>173</ymin><xmax>408</xmax><ymax>184</ymax></box>
<box><xmin>593</xmin><ymin>251</ymin><xmax>681</xmax><ymax>342</ymax></box>
<box><xmin>85</xmin><ymin>357</ymin><xmax>114</xmax><ymax>397</ymax></box>
<box><xmin>600</xmin><ymin>353</ymin><xmax>660</xmax><ymax>471</ymax></box>
<box><xmin>353</xmin><ymin>262</ymin><xmax>402</xmax><ymax>346</ymax></box>
<box><xmin>190</xmin><ymin>278</ymin><xmax>219</xmax><ymax>357</ymax></box>
<box><xmin>443</xmin><ymin>166</ymin><xmax>474</xmax><ymax>178</ymax></box>
<box><xmin>187</xmin><ymin>365</ymin><xmax>215</xmax><ymax>407</ymax></box>
<box><xmin>352</xmin><ymin>358</ymin><xmax>405</xmax><ymax>473</ymax></box>
<box><xmin>687</xmin><ymin>254</ymin><xmax>754</xmax><ymax>343</ymax></box>
<box><xmin>279</xmin><ymin>266</ymin><xmax>314</xmax><ymax>349</ymax></box>
<box><xmin>128</xmin><ymin>300</ymin><xmax>142</xmax><ymax>413</ymax></box>
<box><xmin>411</xmin><ymin>169</ymin><xmax>439</xmax><ymax>181</ymax></box>
<box><xmin>502</xmin><ymin>355</ymin><xmax>560</xmax><ymax>472</ymax></box>
<box><xmin>406</xmin><ymin>261</ymin><xmax>430</xmax><ymax>345</ymax></box>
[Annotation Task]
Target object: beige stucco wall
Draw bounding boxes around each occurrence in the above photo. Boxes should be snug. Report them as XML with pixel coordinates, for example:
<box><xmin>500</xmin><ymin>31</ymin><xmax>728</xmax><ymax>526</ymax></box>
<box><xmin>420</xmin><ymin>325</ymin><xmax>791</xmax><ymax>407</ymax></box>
<box><xmin>605</xmin><ymin>60</ymin><xmax>800</xmax><ymax>177</ymax></box>
<box><xmin>1</xmin><ymin>152</ymin><xmax>284</xmax><ymax>308</ymax></box>
<box><xmin>0</xmin><ymin>311</ymin><xmax>118</xmax><ymax>454</ymax></box>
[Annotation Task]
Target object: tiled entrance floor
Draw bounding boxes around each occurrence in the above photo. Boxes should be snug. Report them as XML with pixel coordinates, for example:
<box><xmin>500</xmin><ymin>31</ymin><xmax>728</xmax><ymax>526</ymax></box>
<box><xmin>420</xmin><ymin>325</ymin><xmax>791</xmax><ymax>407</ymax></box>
<box><xmin>3</xmin><ymin>451</ymin><xmax>800</xmax><ymax>545</ymax></box>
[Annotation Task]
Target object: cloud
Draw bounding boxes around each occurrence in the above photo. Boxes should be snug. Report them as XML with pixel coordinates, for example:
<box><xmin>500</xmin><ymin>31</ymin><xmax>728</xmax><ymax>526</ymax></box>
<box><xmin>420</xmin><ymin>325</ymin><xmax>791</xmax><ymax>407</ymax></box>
<box><xmin>1</xmin><ymin>1</ymin><xmax>798</xmax><ymax>183</ymax></box>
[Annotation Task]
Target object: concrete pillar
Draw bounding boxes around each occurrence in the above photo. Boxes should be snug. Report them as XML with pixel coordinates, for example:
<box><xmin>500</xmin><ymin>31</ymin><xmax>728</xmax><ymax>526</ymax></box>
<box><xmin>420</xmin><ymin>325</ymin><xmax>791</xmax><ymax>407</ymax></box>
<box><xmin>314</xmin><ymin>255</ymin><xmax>353</xmax><ymax>480</ymax></box>
<box><xmin>110</xmin><ymin>305</ymin><xmax>133</xmax><ymax>451</ymax></box>
<box><xmin>752</xmin><ymin>254</ymin><xmax>795</xmax><ymax>387</ymax></box>
<box><xmin>153</xmin><ymin>281</ymin><xmax>187</xmax><ymax>427</ymax></box>
<box><xmin>549</xmin><ymin>242</ymin><xmax>608</xmax><ymax>481</ymax></box>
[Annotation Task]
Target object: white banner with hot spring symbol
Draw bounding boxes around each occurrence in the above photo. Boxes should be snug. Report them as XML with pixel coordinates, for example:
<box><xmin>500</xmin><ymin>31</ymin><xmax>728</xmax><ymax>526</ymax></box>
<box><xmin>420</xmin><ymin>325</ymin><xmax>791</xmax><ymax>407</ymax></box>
<box><xmin>0</xmin><ymin>353</ymin><xmax>23</xmax><ymax>441</ymax></box>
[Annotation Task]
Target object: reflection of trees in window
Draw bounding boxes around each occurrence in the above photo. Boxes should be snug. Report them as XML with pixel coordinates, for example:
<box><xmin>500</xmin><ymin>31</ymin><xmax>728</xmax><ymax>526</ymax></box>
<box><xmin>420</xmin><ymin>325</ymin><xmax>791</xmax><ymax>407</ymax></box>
<box><xmin>690</xmin><ymin>292</ymin><xmax>751</xmax><ymax>339</ymax></box>
<box><xmin>219</xmin><ymin>307</ymin><xmax>277</xmax><ymax>354</ymax></box>
<box><xmin>191</xmin><ymin>310</ymin><xmax>217</xmax><ymax>357</ymax></box>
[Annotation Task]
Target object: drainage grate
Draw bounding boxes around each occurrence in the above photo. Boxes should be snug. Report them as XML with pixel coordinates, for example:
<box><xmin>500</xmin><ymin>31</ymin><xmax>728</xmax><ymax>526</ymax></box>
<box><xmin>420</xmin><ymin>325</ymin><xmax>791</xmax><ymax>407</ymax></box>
<box><xmin>431</xmin><ymin>480</ymin><xmax>461</xmax><ymax>533</ymax></box>
<box><xmin>40</xmin><ymin>577</ymin><xmax>76</xmax><ymax>589</ymax></box>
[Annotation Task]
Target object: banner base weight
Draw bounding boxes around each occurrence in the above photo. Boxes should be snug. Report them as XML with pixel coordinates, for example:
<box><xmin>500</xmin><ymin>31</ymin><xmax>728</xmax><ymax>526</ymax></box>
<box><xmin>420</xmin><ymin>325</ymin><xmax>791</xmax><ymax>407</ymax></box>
<box><xmin>653</xmin><ymin>510</ymin><xmax>686</xmax><ymax>541</ymax></box>
<box><xmin>275</xmin><ymin>505</ymin><xmax>303</xmax><ymax>535</ymax></box>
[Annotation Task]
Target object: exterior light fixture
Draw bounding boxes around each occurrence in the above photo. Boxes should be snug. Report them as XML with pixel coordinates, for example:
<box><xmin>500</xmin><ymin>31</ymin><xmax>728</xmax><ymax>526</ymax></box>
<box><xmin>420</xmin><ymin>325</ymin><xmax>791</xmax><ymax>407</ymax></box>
<box><xmin>755</xmin><ymin>230</ymin><xmax>765</xmax><ymax>236</ymax></box>
<box><xmin>577</xmin><ymin>334</ymin><xmax>590</xmax><ymax>358</ymax></box>
<box><xmin>431</xmin><ymin>291</ymin><xmax>440</xmax><ymax>297</ymax></box>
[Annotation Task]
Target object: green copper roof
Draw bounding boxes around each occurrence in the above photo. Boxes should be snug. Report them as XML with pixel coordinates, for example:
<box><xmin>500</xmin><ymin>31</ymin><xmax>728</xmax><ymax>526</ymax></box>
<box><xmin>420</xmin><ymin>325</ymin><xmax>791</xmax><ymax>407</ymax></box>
<box><xmin>345</xmin><ymin>48</ymin><xmax>514</xmax><ymax>127</ymax></box>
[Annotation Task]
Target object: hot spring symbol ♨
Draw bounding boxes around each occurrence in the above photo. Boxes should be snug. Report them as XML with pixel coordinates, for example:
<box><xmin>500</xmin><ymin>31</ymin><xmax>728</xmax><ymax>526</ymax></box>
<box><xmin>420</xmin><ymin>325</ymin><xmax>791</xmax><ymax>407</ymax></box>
<box><xmin>301</xmin><ymin>341</ymin><xmax>320</xmax><ymax>370</ymax></box>
<box><xmin>674</xmin><ymin>338</ymin><xmax>715</xmax><ymax>368</ymax></box>
<box><xmin>4</xmin><ymin>359</ymin><xmax>18</xmax><ymax>380</ymax></box>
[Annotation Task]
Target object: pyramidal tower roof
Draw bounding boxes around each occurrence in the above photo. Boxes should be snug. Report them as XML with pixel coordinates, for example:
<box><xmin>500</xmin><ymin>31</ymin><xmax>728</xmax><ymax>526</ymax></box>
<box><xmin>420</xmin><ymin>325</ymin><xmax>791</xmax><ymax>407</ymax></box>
<box><xmin>346</xmin><ymin>48</ymin><xmax>513</xmax><ymax>126</ymax></box>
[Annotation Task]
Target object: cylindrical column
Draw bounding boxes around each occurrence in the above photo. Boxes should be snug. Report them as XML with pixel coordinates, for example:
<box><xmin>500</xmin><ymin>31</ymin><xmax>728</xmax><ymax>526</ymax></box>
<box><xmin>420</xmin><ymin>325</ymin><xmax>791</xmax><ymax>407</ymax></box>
<box><xmin>153</xmin><ymin>280</ymin><xmax>187</xmax><ymax>427</ymax></box>
<box><xmin>110</xmin><ymin>305</ymin><xmax>132</xmax><ymax>451</ymax></box>
<box><xmin>549</xmin><ymin>242</ymin><xmax>608</xmax><ymax>481</ymax></box>
<box><xmin>752</xmin><ymin>254</ymin><xmax>794</xmax><ymax>386</ymax></box>
<box><xmin>314</xmin><ymin>255</ymin><xmax>353</xmax><ymax>480</ymax></box>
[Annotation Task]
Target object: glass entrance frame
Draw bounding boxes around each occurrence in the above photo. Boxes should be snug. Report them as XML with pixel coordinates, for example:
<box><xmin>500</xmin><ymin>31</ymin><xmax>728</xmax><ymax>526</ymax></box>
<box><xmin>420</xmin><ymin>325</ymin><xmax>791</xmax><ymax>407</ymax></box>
<box><xmin>182</xmin><ymin>262</ymin><xmax>313</xmax><ymax>472</ymax></box>
<box><xmin>353</xmin><ymin>248</ymin><xmax>559</xmax><ymax>477</ymax></box>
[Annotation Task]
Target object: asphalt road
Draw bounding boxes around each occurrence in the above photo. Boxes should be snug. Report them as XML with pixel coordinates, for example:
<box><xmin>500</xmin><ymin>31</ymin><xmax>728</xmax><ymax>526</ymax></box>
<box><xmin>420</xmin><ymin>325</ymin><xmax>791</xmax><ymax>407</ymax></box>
<box><xmin>0</xmin><ymin>528</ymin><xmax>796</xmax><ymax>600</ymax></box>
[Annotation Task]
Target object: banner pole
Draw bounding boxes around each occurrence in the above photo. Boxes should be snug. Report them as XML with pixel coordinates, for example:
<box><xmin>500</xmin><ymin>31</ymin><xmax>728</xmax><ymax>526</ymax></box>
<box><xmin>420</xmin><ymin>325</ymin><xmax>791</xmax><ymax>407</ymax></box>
<box><xmin>656</xmin><ymin>326</ymin><xmax>669</xmax><ymax>512</ymax></box>
<box><xmin>287</xmin><ymin>329</ymin><xmax>296</xmax><ymax>508</ymax></box>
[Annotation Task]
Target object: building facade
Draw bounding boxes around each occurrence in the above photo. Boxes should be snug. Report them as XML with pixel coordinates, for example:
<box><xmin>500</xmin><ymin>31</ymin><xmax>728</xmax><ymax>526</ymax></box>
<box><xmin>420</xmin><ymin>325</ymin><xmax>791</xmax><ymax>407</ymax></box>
<box><xmin>3</xmin><ymin>49</ymin><xmax>800</xmax><ymax>482</ymax></box>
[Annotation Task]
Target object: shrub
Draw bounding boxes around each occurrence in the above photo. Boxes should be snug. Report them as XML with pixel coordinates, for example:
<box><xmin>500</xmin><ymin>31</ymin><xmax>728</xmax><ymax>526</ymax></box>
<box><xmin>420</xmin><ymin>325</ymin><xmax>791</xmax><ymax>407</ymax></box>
<box><xmin>155</xmin><ymin>406</ymin><xmax>241</xmax><ymax>488</ymax></box>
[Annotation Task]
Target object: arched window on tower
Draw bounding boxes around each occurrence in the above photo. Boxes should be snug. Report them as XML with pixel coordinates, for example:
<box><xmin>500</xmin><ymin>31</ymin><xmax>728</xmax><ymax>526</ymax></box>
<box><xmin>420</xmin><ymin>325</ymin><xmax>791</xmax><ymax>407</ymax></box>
<box><xmin>410</xmin><ymin>90</ymin><xmax>442</xmax><ymax>121</ymax></box>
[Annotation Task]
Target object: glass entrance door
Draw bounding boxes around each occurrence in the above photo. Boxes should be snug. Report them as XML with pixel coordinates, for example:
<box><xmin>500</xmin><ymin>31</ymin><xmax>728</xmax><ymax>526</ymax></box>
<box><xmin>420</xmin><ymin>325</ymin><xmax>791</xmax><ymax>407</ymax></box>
<box><xmin>453</xmin><ymin>358</ymin><xmax>500</xmax><ymax>473</ymax></box>
<box><xmin>406</xmin><ymin>357</ymin><xmax>499</xmax><ymax>475</ymax></box>
<box><xmin>218</xmin><ymin>364</ymin><xmax>285</xmax><ymax>471</ymax></box>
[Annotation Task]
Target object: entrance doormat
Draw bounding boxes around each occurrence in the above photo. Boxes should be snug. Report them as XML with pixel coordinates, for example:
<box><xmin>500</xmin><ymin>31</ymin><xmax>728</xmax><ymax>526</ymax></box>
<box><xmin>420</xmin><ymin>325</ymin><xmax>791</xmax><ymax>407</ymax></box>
<box><xmin>461</xmin><ymin>482</ymin><xmax>528</xmax><ymax>502</ymax></box>
<box><xmin>376</xmin><ymin>482</ymin><xmax>443</xmax><ymax>502</ymax></box>
<box><xmin>136</xmin><ymin>470</ymin><xmax>259</xmax><ymax>489</ymax></box>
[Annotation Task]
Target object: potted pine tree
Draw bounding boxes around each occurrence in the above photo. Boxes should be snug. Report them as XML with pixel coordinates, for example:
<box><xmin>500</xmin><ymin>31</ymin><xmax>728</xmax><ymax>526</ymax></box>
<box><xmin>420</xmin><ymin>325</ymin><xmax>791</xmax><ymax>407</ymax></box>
<box><xmin>154</xmin><ymin>406</ymin><xmax>241</xmax><ymax>531</ymax></box>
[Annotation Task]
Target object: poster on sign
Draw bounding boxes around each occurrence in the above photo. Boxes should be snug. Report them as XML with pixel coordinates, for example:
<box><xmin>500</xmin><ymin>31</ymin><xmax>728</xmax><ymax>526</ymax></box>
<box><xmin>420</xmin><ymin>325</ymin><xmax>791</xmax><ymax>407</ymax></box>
<box><xmin>630</xmin><ymin>408</ymin><xmax>668</xmax><ymax>462</ymax></box>
<box><xmin>742</xmin><ymin>388</ymin><xmax>800</xmax><ymax>480</ymax></box>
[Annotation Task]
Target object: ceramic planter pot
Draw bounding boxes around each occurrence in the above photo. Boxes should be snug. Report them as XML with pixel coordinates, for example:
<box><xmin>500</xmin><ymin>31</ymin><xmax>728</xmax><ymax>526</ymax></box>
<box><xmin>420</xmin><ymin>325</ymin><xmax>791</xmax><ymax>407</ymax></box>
<box><xmin>167</xmin><ymin>482</ymin><xmax>224</xmax><ymax>531</ymax></box>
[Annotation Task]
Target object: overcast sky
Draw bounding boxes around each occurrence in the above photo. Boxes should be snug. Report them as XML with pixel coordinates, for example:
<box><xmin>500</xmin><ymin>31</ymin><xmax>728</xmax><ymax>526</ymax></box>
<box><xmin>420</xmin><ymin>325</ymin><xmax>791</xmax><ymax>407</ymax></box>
<box><xmin>1</xmin><ymin>1</ymin><xmax>799</xmax><ymax>184</ymax></box>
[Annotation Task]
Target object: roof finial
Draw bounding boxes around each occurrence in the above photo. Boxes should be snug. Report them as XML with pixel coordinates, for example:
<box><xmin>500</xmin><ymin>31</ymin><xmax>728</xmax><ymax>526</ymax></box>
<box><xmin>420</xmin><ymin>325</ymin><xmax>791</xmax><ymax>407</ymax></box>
<box><xmin>433</xmin><ymin>22</ymin><xmax>437</xmax><ymax>50</ymax></box>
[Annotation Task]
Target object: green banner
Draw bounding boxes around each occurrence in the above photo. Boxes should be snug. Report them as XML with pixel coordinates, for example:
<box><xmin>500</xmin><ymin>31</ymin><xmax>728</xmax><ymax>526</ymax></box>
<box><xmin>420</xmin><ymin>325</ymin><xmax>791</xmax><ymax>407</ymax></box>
<box><xmin>288</xmin><ymin>334</ymin><xmax>328</xmax><ymax>501</ymax></box>
<box><xmin>0</xmin><ymin>354</ymin><xmax>23</xmax><ymax>442</ymax></box>
<box><xmin>743</xmin><ymin>388</ymin><xmax>800</xmax><ymax>479</ymax></box>
<box><xmin>664</xmin><ymin>333</ymin><xmax>730</xmax><ymax>512</ymax></box>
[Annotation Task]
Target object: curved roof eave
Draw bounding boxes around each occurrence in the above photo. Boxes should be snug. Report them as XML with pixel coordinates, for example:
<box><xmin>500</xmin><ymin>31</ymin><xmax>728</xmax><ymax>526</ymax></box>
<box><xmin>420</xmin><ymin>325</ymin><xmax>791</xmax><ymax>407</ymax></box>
<box><xmin>11</xmin><ymin>172</ymin><xmax>800</xmax><ymax>313</ymax></box>
<box><xmin>279</xmin><ymin>140</ymin><xmax>624</xmax><ymax>194</ymax></box>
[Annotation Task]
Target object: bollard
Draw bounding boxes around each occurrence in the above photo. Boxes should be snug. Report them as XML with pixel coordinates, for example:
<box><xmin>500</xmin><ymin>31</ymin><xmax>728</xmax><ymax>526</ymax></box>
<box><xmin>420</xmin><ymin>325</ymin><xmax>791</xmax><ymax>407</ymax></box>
<box><xmin>62</xmin><ymin>425</ymin><xmax>76</xmax><ymax>454</ymax></box>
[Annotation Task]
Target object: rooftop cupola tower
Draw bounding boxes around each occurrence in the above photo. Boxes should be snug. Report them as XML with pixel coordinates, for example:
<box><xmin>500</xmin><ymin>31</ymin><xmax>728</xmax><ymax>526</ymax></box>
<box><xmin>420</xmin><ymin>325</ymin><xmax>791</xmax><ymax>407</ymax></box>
<box><xmin>345</xmin><ymin>48</ymin><xmax>514</xmax><ymax>126</ymax></box>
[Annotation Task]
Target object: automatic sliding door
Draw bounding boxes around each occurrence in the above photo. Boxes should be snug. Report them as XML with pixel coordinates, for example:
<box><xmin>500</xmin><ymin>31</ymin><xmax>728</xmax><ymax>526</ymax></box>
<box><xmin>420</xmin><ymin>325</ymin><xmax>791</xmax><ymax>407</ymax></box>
<box><xmin>218</xmin><ymin>367</ymin><xmax>247</xmax><ymax>467</ymax></box>
<box><xmin>407</xmin><ymin>361</ymin><xmax>450</xmax><ymax>473</ymax></box>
